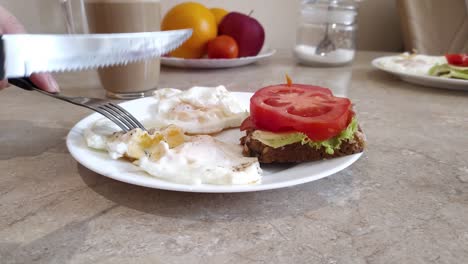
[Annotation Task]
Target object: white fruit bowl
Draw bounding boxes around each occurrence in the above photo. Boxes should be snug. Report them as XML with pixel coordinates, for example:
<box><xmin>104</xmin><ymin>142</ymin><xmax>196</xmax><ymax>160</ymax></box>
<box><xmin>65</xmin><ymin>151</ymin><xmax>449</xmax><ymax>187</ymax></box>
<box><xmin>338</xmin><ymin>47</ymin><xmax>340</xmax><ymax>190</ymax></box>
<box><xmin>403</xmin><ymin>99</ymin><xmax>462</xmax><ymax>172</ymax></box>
<box><xmin>161</xmin><ymin>47</ymin><xmax>276</xmax><ymax>69</ymax></box>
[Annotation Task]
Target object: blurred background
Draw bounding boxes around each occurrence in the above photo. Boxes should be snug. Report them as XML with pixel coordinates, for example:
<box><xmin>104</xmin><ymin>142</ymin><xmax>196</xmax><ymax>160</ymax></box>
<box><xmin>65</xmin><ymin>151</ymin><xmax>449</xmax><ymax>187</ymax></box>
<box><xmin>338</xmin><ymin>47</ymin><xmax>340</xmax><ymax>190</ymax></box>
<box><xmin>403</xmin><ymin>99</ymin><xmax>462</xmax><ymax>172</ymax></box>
<box><xmin>0</xmin><ymin>0</ymin><xmax>404</xmax><ymax>52</ymax></box>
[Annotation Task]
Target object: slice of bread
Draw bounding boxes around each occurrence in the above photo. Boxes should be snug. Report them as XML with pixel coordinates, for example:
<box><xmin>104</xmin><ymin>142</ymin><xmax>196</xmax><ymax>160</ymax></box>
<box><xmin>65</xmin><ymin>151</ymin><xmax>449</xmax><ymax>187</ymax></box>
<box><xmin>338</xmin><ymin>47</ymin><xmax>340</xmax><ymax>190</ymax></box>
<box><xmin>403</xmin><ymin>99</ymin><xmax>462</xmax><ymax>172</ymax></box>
<box><xmin>240</xmin><ymin>128</ymin><xmax>365</xmax><ymax>163</ymax></box>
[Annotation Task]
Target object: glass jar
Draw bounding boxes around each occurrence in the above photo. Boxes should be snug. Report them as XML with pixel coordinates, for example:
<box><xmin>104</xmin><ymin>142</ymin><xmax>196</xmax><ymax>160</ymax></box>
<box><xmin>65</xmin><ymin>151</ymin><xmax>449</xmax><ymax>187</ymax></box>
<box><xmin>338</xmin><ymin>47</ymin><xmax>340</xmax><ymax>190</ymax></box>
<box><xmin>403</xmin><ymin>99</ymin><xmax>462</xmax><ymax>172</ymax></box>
<box><xmin>294</xmin><ymin>0</ymin><xmax>358</xmax><ymax>66</ymax></box>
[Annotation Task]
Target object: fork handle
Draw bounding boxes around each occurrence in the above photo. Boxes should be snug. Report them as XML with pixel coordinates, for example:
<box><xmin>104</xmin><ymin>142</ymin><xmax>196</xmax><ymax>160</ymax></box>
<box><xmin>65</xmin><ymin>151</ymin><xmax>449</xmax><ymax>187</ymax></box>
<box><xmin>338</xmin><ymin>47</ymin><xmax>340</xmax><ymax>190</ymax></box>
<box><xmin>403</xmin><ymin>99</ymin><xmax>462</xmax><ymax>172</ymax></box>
<box><xmin>8</xmin><ymin>77</ymin><xmax>37</xmax><ymax>91</ymax></box>
<box><xmin>0</xmin><ymin>35</ymin><xmax>4</xmax><ymax>79</ymax></box>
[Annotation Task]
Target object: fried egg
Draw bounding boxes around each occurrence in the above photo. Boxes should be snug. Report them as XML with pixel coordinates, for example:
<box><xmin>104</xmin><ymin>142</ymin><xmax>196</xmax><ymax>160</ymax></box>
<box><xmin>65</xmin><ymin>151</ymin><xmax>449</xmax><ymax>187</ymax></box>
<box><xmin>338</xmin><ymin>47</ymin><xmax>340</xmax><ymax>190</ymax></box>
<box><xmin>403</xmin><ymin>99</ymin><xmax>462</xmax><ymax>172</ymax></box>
<box><xmin>83</xmin><ymin>86</ymin><xmax>262</xmax><ymax>185</ymax></box>
<box><xmin>85</xmin><ymin>126</ymin><xmax>261</xmax><ymax>185</ymax></box>
<box><xmin>85</xmin><ymin>121</ymin><xmax>185</xmax><ymax>159</ymax></box>
<box><xmin>84</xmin><ymin>118</ymin><xmax>119</xmax><ymax>151</ymax></box>
<box><xmin>378</xmin><ymin>53</ymin><xmax>446</xmax><ymax>75</ymax></box>
<box><xmin>106</xmin><ymin>125</ymin><xmax>185</xmax><ymax>160</ymax></box>
<box><xmin>145</xmin><ymin>85</ymin><xmax>248</xmax><ymax>134</ymax></box>
<box><xmin>137</xmin><ymin>135</ymin><xmax>261</xmax><ymax>185</ymax></box>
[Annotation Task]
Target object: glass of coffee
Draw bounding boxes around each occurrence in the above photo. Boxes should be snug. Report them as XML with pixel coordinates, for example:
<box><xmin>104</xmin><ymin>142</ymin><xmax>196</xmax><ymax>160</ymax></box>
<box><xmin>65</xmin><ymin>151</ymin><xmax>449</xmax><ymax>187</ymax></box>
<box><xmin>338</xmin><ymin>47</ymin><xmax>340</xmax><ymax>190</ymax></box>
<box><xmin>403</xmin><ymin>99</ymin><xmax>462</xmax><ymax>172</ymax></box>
<box><xmin>61</xmin><ymin>0</ymin><xmax>161</xmax><ymax>99</ymax></box>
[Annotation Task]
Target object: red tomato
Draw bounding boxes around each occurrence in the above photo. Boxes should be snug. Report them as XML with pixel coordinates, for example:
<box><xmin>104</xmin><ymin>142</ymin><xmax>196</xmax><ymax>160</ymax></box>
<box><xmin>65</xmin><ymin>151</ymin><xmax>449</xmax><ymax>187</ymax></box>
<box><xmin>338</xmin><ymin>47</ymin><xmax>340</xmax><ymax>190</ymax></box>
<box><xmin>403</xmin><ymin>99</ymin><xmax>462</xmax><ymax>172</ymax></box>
<box><xmin>445</xmin><ymin>54</ymin><xmax>468</xmax><ymax>67</ymax></box>
<box><xmin>207</xmin><ymin>35</ymin><xmax>239</xmax><ymax>59</ymax></box>
<box><xmin>240</xmin><ymin>116</ymin><xmax>255</xmax><ymax>131</ymax></box>
<box><xmin>248</xmin><ymin>84</ymin><xmax>352</xmax><ymax>141</ymax></box>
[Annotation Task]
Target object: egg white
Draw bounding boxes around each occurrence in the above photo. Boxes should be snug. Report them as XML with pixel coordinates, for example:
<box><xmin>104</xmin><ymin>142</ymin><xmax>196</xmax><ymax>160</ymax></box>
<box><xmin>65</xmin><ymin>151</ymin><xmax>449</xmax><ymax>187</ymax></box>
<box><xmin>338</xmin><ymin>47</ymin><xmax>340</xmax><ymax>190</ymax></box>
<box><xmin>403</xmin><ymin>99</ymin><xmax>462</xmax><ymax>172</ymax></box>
<box><xmin>144</xmin><ymin>85</ymin><xmax>249</xmax><ymax>134</ymax></box>
<box><xmin>84</xmin><ymin>118</ymin><xmax>120</xmax><ymax>151</ymax></box>
<box><xmin>83</xmin><ymin>86</ymin><xmax>262</xmax><ymax>185</ymax></box>
<box><xmin>137</xmin><ymin>135</ymin><xmax>262</xmax><ymax>185</ymax></box>
<box><xmin>378</xmin><ymin>53</ymin><xmax>446</xmax><ymax>75</ymax></box>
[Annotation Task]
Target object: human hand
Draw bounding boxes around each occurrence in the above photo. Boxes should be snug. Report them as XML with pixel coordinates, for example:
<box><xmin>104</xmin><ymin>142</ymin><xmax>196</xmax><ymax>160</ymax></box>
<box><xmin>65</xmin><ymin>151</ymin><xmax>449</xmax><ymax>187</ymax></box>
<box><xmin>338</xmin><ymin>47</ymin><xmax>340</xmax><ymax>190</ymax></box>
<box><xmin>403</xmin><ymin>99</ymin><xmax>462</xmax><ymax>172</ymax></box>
<box><xmin>0</xmin><ymin>6</ymin><xmax>59</xmax><ymax>93</ymax></box>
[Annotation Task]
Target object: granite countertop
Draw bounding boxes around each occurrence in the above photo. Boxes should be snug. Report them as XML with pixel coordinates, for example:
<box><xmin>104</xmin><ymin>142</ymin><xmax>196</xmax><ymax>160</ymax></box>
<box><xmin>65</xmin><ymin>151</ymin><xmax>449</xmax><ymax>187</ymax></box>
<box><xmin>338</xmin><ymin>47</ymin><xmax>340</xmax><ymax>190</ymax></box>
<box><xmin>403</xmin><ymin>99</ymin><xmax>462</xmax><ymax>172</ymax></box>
<box><xmin>0</xmin><ymin>51</ymin><xmax>467</xmax><ymax>263</ymax></box>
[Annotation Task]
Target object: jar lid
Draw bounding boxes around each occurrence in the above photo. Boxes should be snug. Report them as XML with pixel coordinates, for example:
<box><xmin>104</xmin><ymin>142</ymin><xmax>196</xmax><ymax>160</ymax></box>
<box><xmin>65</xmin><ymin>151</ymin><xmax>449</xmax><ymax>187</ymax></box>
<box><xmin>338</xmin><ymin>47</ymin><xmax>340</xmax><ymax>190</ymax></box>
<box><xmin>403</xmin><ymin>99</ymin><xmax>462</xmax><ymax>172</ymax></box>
<box><xmin>302</xmin><ymin>0</ymin><xmax>359</xmax><ymax>10</ymax></box>
<box><xmin>300</xmin><ymin>0</ymin><xmax>358</xmax><ymax>25</ymax></box>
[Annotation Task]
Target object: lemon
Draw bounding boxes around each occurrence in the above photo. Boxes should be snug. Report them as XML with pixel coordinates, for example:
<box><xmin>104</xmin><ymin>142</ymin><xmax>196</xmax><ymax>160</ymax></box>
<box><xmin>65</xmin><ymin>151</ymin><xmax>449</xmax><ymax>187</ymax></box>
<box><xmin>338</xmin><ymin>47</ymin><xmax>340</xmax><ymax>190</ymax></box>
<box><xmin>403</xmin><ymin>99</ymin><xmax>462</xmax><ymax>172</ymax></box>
<box><xmin>162</xmin><ymin>2</ymin><xmax>217</xmax><ymax>59</ymax></box>
<box><xmin>210</xmin><ymin>8</ymin><xmax>229</xmax><ymax>26</ymax></box>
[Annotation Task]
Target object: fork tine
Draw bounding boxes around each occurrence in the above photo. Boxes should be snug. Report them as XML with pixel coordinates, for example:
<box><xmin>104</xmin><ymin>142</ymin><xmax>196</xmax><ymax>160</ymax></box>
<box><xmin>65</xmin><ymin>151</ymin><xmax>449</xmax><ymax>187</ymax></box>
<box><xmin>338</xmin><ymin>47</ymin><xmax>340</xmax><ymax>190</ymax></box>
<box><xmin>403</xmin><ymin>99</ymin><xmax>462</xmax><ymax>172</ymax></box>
<box><xmin>108</xmin><ymin>103</ymin><xmax>146</xmax><ymax>130</ymax></box>
<box><xmin>99</xmin><ymin>104</ymin><xmax>136</xmax><ymax>131</ymax></box>
<box><xmin>93</xmin><ymin>107</ymin><xmax>131</xmax><ymax>132</ymax></box>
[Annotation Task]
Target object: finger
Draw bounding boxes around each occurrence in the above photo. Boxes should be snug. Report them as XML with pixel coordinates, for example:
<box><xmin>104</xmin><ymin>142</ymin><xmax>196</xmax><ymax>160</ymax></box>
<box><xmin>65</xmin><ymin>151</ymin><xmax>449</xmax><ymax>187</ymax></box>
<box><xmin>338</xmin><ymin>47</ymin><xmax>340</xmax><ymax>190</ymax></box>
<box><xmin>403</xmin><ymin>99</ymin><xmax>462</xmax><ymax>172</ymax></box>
<box><xmin>0</xmin><ymin>79</ymin><xmax>8</xmax><ymax>90</ymax></box>
<box><xmin>0</xmin><ymin>7</ymin><xmax>26</xmax><ymax>91</ymax></box>
<box><xmin>0</xmin><ymin>8</ymin><xmax>59</xmax><ymax>93</ymax></box>
<box><xmin>30</xmin><ymin>73</ymin><xmax>60</xmax><ymax>93</ymax></box>
<box><xmin>0</xmin><ymin>6</ymin><xmax>26</xmax><ymax>34</ymax></box>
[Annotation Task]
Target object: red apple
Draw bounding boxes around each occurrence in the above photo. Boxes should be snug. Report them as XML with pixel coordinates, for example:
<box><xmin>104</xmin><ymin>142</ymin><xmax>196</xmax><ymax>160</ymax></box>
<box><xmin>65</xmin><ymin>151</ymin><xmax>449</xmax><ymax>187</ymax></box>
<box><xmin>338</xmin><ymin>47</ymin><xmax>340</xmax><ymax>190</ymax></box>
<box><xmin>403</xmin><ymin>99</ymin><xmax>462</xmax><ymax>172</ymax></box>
<box><xmin>218</xmin><ymin>12</ymin><xmax>265</xmax><ymax>57</ymax></box>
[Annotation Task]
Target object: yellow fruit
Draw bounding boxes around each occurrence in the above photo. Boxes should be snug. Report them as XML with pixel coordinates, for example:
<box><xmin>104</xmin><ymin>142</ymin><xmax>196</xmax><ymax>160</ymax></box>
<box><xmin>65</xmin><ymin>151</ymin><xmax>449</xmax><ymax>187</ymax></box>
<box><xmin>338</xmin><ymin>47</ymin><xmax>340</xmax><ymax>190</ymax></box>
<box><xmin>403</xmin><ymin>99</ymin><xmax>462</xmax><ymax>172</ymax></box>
<box><xmin>162</xmin><ymin>2</ymin><xmax>217</xmax><ymax>59</ymax></box>
<box><xmin>210</xmin><ymin>8</ymin><xmax>229</xmax><ymax>26</ymax></box>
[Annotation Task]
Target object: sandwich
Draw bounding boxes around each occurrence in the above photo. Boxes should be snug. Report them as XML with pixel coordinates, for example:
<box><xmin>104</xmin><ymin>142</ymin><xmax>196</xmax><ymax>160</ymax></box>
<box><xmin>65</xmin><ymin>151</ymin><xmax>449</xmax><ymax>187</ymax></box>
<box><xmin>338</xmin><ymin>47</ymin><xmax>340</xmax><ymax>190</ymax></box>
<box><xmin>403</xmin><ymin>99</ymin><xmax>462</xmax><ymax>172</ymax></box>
<box><xmin>240</xmin><ymin>79</ymin><xmax>365</xmax><ymax>163</ymax></box>
<box><xmin>428</xmin><ymin>53</ymin><xmax>468</xmax><ymax>80</ymax></box>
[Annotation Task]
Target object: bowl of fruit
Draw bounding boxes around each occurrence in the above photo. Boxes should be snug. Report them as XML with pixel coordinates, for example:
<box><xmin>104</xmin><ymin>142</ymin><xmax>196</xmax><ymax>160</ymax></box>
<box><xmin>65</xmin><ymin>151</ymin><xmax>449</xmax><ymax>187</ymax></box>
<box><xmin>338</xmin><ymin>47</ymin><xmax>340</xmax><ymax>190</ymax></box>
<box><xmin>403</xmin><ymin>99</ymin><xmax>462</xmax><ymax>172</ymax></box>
<box><xmin>160</xmin><ymin>2</ymin><xmax>276</xmax><ymax>69</ymax></box>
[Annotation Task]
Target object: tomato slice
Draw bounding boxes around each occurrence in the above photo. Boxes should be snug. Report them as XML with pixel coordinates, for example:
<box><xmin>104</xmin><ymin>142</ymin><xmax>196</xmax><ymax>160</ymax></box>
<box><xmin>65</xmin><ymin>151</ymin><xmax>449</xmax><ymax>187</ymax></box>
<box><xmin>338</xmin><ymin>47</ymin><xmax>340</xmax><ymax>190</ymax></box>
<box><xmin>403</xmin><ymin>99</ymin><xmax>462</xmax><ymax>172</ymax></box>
<box><xmin>249</xmin><ymin>84</ymin><xmax>352</xmax><ymax>141</ymax></box>
<box><xmin>240</xmin><ymin>116</ymin><xmax>255</xmax><ymax>131</ymax></box>
<box><xmin>445</xmin><ymin>54</ymin><xmax>468</xmax><ymax>67</ymax></box>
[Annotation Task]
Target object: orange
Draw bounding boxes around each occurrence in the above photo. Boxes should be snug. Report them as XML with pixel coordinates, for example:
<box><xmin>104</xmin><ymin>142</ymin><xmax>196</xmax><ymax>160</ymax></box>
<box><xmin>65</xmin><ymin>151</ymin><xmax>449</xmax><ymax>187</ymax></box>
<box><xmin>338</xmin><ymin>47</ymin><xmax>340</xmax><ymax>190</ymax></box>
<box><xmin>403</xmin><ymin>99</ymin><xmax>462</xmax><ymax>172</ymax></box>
<box><xmin>162</xmin><ymin>2</ymin><xmax>217</xmax><ymax>59</ymax></box>
<box><xmin>210</xmin><ymin>8</ymin><xmax>229</xmax><ymax>26</ymax></box>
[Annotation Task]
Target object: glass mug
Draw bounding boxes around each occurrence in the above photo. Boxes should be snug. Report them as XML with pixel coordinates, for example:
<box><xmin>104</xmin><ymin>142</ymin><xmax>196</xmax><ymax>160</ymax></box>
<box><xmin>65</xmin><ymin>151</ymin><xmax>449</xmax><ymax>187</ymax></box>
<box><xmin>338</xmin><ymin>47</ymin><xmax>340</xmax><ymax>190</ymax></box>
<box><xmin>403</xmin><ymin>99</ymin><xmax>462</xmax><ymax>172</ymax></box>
<box><xmin>61</xmin><ymin>0</ymin><xmax>162</xmax><ymax>99</ymax></box>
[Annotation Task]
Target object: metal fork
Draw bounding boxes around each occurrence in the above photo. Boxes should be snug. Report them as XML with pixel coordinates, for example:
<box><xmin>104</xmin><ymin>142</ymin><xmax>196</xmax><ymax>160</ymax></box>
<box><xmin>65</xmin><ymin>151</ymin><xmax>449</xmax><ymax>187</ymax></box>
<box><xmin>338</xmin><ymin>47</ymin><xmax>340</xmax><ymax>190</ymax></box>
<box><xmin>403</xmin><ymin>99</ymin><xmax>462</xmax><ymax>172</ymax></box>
<box><xmin>9</xmin><ymin>77</ymin><xmax>146</xmax><ymax>132</ymax></box>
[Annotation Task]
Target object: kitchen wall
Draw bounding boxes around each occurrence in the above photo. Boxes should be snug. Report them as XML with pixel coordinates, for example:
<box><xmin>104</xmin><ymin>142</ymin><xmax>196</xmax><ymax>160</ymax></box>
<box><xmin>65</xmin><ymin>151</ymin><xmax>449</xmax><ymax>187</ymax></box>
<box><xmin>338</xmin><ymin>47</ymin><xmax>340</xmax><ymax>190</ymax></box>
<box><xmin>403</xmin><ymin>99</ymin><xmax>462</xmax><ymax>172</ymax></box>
<box><xmin>0</xmin><ymin>0</ymin><xmax>403</xmax><ymax>52</ymax></box>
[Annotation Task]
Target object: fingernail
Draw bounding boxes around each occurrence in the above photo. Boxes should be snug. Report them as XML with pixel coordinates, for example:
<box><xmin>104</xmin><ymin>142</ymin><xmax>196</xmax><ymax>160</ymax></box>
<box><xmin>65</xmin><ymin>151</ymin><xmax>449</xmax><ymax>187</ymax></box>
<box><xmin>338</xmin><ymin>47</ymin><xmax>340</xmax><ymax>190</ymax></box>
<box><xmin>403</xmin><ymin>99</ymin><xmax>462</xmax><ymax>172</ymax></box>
<box><xmin>47</xmin><ymin>75</ymin><xmax>60</xmax><ymax>93</ymax></box>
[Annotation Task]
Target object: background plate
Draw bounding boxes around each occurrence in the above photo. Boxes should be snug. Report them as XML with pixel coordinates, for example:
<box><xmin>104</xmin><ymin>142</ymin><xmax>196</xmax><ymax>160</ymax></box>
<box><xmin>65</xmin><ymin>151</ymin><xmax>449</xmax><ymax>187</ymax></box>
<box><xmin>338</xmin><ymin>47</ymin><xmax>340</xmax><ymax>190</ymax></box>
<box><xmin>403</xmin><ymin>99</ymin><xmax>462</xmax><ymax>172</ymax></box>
<box><xmin>372</xmin><ymin>56</ymin><xmax>468</xmax><ymax>91</ymax></box>
<box><xmin>161</xmin><ymin>49</ymin><xmax>276</xmax><ymax>69</ymax></box>
<box><xmin>66</xmin><ymin>92</ymin><xmax>362</xmax><ymax>193</ymax></box>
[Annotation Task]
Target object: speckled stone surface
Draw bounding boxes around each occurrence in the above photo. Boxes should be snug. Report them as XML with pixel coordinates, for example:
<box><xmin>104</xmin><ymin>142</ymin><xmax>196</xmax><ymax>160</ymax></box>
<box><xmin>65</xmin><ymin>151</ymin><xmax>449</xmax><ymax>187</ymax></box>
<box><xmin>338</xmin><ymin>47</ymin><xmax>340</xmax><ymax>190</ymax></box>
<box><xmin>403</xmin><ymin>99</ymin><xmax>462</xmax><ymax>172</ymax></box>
<box><xmin>0</xmin><ymin>51</ymin><xmax>467</xmax><ymax>264</ymax></box>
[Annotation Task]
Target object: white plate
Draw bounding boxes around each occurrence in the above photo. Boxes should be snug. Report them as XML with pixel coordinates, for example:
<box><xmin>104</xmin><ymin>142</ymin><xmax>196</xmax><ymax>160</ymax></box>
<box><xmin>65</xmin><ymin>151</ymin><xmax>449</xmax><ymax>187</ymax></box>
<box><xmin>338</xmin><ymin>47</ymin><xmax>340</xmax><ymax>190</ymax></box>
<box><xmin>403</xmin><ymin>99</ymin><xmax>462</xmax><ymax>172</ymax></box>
<box><xmin>66</xmin><ymin>92</ymin><xmax>363</xmax><ymax>193</ymax></box>
<box><xmin>161</xmin><ymin>49</ymin><xmax>276</xmax><ymax>69</ymax></box>
<box><xmin>372</xmin><ymin>56</ymin><xmax>468</xmax><ymax>91</ymax></box>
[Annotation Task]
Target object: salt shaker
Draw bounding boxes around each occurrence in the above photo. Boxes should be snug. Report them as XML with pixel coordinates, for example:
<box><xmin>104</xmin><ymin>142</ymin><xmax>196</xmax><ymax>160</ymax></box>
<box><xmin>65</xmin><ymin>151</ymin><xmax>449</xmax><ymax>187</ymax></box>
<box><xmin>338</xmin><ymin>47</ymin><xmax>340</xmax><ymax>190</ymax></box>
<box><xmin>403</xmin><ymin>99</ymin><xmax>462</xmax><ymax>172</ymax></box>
<box><xmin>294</xmin><ymin>0</ymin><xmax>358</xmax><ymax>66</ymax></box>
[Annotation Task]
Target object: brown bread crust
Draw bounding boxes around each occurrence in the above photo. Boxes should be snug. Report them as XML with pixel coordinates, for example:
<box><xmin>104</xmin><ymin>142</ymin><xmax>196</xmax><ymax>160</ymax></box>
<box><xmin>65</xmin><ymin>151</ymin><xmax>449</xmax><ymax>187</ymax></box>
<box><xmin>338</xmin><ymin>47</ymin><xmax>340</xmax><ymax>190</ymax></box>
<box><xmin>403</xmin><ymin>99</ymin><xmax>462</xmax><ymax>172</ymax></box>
<box><xmin>240</xmin><ymin>129</ymin><xmax>366</xmax><ymax>163</ymax></box>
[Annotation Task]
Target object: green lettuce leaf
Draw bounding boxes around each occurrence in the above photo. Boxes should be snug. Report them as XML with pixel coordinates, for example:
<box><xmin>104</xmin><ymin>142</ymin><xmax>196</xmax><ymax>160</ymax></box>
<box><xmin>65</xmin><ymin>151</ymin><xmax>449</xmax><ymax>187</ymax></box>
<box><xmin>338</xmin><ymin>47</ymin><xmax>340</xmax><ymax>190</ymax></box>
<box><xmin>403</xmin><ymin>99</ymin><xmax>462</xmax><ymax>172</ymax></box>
<box><xmin>428</xmin><ymin>64</ymin><xmax>468</xmax><ymax>80</ymax></box>
<box><xmin>303</xmin><ymin>118</ymin><xmax>358</xmax><ymax>154</ymax></box>
<box><xmin>252</xmin><ymin>117</ymin><xmax>359</xmax><ymax>155</ymax></box>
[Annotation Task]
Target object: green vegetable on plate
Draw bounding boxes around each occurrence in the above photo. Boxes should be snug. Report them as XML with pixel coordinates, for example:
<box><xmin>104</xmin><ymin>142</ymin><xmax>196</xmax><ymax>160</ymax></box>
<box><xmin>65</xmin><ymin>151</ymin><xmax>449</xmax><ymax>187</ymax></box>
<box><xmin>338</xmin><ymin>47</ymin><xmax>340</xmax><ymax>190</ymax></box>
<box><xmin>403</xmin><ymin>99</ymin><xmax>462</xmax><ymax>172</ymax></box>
<box><xmin>428</xmin><ymin>64</ymin><xmax>468</xmax><ymax>80</ymax></box>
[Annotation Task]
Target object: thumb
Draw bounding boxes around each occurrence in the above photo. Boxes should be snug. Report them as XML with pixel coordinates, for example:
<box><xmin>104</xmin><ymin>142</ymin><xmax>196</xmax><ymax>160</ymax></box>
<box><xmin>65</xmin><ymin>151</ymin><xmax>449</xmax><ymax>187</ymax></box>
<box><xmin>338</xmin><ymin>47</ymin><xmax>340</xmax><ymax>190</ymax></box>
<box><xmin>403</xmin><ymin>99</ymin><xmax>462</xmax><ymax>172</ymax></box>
<box><xmin>30</xmin><ymin>73</ymin><xmax>60</xmax><ymax>93</ymax></box>
<box><xmin>0</xmin><ymin>6</ymin><xmax>60</xmax><ymax>92</ymax></box>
